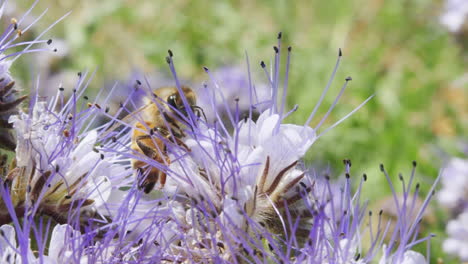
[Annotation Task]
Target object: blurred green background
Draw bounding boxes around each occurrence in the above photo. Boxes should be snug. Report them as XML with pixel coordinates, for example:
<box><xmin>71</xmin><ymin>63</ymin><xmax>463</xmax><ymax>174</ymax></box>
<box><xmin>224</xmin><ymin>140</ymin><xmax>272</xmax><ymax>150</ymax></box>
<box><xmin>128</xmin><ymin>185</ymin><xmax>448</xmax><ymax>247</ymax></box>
<box><xmin>10</xmin><ymin>0</ymin><xmax>468</xmax><ymax>262</ymax></box>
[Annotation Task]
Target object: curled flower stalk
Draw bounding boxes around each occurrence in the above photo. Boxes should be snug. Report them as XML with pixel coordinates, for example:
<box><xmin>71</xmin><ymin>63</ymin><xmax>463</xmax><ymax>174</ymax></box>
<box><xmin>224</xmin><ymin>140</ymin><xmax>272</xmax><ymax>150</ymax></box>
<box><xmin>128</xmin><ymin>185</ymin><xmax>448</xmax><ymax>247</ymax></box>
<box><xmin>0</xmin><ymin>0</ymin><xmax>70</xmax><ymax>151</ymax></box>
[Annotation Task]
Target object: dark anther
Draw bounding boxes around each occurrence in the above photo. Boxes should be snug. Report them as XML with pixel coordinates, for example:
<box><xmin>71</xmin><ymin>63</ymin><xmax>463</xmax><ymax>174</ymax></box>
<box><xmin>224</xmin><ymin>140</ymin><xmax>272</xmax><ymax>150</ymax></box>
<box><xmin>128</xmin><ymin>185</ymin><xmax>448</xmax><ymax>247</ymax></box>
<box><xmin>379</xmin><ymin>209</ymin><xmax>383</xmax><ymax>215</ymax></box>
<box><xmin>217</xmin><ymin>242</ymin><xmax>224</xmax><ymax>249</ymax></box>
<box><xmin>149</xmin><ymin>129</ymin><xmax>154</xmax><ymax>135</ymax></box>
<box><xmin>210</xmin><ymin>211</ymin><xmax>217</xmax><ymax>218</ymax></box>
<box><xmin>165</xmin><ymin>56</ymin><xmax>171</xmax><ymax>64</ymax></box>
<box><xmin>277</xmin><ymin>32</ymin><xmax>282</xmax><ymax>39</ymax></box>
<box><xmin>345</xmin><ymin>173</ymin><xmax>350</xmax><ymax>179</ymax></box>
<box><xmin>53</xmin><ymin>48</ymin><xmax>57</xmax><ymax>52</ymax></box>
<box><xmin>325</xmin><ymin>175</ymin><xmax>330</xmax><ymax>180</ymax></box>
<box><xmin>157</xmin><ymin>202</ymin><xmax>162</xmax><ymax>206</ymax></box>
<box><xmin>345</xmin><ymin>76</ymin><xmax>352</xmax><ymax>81</ymax></box>
<box><xmin>260</xmin><ymin>61</ymin><xmax>266</xmax><ymax>68</ymax></box>
<box><xmin>168</xmin><ymin>49</ymin><xmax>173</xmax><ymax>57</ymax></box>
<box><xmin>273</xmin><ymin>46</ymin><xmax>279</xmax><ymax>53</ymax></box>
<box><xmin>111</xmin><ymin>137</ymin><xmax>117</xmax><ymax>143</ymax></box>
<box><xmin>47</xmin><ymin>39</ymin><xmax>53</xmax><ymax>45</ymax></box>
<box><xmin>363</xmin><ymin>174</ymin><xmax>367</xmax><ymax>181</ymax></box>
<box><xmin>27</xmin><ymin>185</ymin><xmax>31</xmax><ymax>193</ymax></box>
<box><xmin>268</xmin><ymin>243</ymin><xmax>273</xmax><ymax>251</ymax></box>
<box><xmin>136</xmin><ymin>80</ymin><xmax>142</xmax><ymax>85</ymax></box>
<box><xmin>288</xmin><ymin>46</ymin><xmax>292</xmax><ymax>52</ymax></box>
<box><xmin>203</xmin><ymin>66</ymin><xmax>209</xmax><ymax>72</ymax></box>
<box><xmin>369</xmin><ymin>211</ymin><xmax>372</xmax><ymax>216</ymax></box>
<box><xmin>399</xmin><ymin>174</ymin><xmax>403</xmax><ymax>181</ymax></box>
<box><xmin>339</xmin><ymin>48</ymin><xmax>342</xmax><ymax>57</ymax></box>
<box><xmin>355</xmin><ymin>253</ymin><xmax>361</xmax><ymax>261</ymax></box>
<box><xmin>83</xmin><ymin>96</ymin><xmax>89</xmax><ymax>100</ymax></box>
<box><xmin>100</xmin><ymin>154</ymin><xmax>104</xmax><ymax>160</ymax></box>
<box><xmin>77</xmin><ymin>72</ymin><xmax>82</xmax><ymax>77</ymax></box>
<box><xmin>242</xmin><ymin>247</ymin><xmax>249</xmax><ymax>254</ymax></box>
<box><xmin>415</xmin><ymin>183</ymin><xmax>420</xmax><ymax>190</ymax></box>
<box><xmin>299</xmin><ymin>182</ymin><xmax>307</xmax><ymax>188</ymax></box>
<box><xmin>412</xmin><ymin>160</ymin><xmax>417</xmax><ymax>167</ymax></box>
<box><xmin>105</xmin><ymin>106</ymin><xmax>110</xmax><ymax>113</ymax></box>
<box><xmin>119</xmin><ymin>102</ymin><xmax>124</xmax><ymax>108</ymax></box>
<box><xmin>73</xmin><ymin>89</ymin><xmax>77</xmax><ymax>93</ymax></box>
<box><xmin>379</xmin><ymin>164</ymin><xmax>384</xmax><ymax>172</ymax></box>
<box><xmin>59</xmin><ymin>87</ymin><xmax>64</xmax><ymax>91</ymax></box>
<box><xmin>56</xmin><ymin>165</ymin><xmax>60</xmax><ymax>172</ymax></box>
<box><xmin>65</xmin><ymin>195</ymin><xmax>71</xmax><ymax>199</ymax></box>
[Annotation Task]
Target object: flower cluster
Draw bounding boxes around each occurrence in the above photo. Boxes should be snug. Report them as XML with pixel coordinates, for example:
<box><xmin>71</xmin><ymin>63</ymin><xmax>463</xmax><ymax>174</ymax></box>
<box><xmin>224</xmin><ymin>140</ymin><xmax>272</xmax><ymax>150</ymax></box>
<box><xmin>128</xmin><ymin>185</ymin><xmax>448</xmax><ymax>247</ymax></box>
<box><xmin>437</xmin><ymin>156</ymin><xmax>468</xmax><ymax>261</ymax></box>
<box><xmin>0</xmin><ymin>3</ymin><xmax>441</xmax><ymax>264</ymax></box>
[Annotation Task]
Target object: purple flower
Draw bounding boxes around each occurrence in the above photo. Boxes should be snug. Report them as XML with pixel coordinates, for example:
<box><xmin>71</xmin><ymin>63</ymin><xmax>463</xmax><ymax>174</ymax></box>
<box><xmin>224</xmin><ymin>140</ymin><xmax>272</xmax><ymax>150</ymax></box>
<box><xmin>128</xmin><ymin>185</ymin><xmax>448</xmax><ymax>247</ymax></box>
<box><xmin>436</xmin><ymin>156</ymin><xmax>468</xmax><ymax>261</ymax></box>
<box><xmin>443</xmin><ymin>211</ymin><xmax>468</xmax><ymax>261</ymax></box>
<box><xmin>0</xmin><ymin>8</ymin><xmax>440</xmax><ymax>262</ymax></box>
<box><xmin>0</xmin><ymin>0</ymin><xmax>62</xmax><ymax>152</ymax></box>
<box><xmin>437</xmin><ymin>157</ymin><xmax>468</xmax><ymax>214</ymax></box>
<box><xmin>197</xmin><ymin>66</ymin><xmax>271</xmax><ymax>123</ymax></box>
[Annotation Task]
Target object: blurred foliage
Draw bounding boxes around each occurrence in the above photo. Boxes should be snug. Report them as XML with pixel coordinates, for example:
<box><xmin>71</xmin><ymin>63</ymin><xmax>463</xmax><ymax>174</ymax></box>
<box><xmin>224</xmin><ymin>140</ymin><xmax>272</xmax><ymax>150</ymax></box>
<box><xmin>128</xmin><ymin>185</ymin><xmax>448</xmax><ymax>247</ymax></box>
<box><xmin>10</xmin><ymin>0</ymin><xmax>468</xmax><ymax>262</ymax></box>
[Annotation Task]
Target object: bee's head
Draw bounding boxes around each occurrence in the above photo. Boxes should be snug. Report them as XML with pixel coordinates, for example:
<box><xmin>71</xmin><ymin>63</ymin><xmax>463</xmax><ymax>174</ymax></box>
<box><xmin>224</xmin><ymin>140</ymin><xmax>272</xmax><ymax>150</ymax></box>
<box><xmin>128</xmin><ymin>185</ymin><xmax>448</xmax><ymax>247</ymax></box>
<box><xmin>166</xmin><ymin>86</ymin><xmax>197</xmax><ymax>117</ymax></box>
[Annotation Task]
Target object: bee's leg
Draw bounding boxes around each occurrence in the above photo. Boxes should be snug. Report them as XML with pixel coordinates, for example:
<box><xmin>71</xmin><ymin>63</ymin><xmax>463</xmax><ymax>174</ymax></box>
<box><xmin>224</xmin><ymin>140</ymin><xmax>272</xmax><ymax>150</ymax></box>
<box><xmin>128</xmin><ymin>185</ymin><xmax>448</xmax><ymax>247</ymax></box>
<box><xmin>163</xmin><ymin>112</ymin><xmax>186</xmax><ymax>137</ymax></box>
<box><xmin>133</xmin><ymin>160</ymin><xmax>159</xmax><ymax>193</ymax></box>
<box><xmin>158</xmin><ymin>153</ymin><xmax>170</xmax><ymax>189</ymax></box>
<box><xmin>154</xmin><ymin>127</ymin><xmax>191</xmax><ymax>152</ymax></box>
<box><xmin>134</xmin><ymin>136</ymin><xmax>167</xmax><ymax>193</ymax></box>
<box><xmin>135</xmin><ymin>135</ymin><xmax>159</xmax><ymax>158</ymax></box>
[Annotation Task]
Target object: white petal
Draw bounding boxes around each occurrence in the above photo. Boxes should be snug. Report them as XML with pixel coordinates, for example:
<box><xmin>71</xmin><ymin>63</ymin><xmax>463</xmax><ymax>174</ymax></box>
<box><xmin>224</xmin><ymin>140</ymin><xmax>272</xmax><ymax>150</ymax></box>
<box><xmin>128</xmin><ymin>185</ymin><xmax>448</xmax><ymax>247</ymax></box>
<box><xmin>48</xmin><ymin>224</ymin><xmax>68</xmax><ymax>259</ymax></box>
<box><xmin>65</xmin><ymin>151</ymin><xmax>100</xmax><ymax>185</ymax></box>
<box><xmin>71</xmin><ymin>130</ymin><xmax>98</xmax><ymax>160</ymax></box>
<box><xmin>257</xmin><ymin>114</ymin><xmax>280</xmax><ymax>144</ymax></box>
<box><xmin>401</xmin><ymin>250</ymin><xmax>426</xmax><ymax>264</ymax></box>
<box><xmin>85</xmin><ymin>176</ymin><xmax>112</xmax><ymax>207</ymax></box>
<box><xmin>0</xmin><ymin>225</ymin><xmax>16</xmax><ymax>259</ymax></box>
<box><xmin>220</xmin><ymin>197</ymin><xmax>243</xmax><ymax>228</ymax></box>
<box><xmin>48</xmin><ymin>224</ymin><xmax>82</xmax><ymax>261</ymax></box>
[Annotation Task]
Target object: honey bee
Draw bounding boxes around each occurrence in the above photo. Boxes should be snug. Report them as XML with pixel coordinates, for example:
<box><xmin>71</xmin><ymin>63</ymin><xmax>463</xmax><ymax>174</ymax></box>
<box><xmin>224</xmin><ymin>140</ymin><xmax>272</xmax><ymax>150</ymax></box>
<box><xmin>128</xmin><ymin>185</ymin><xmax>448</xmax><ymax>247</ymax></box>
<box><xmin>106</xmin><ymin>85</ymin><xmax>204</xmax><ymax>193</ymax></box>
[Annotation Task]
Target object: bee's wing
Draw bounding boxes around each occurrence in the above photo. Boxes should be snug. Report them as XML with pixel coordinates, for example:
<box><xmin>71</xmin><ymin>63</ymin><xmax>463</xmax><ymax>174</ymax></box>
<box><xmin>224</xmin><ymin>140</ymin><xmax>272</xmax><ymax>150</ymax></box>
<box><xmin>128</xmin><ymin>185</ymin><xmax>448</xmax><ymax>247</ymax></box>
<box><xmin>100</xmin><ymin>104</ymin><xmax>150</xmax><ymax>139</ymax></box>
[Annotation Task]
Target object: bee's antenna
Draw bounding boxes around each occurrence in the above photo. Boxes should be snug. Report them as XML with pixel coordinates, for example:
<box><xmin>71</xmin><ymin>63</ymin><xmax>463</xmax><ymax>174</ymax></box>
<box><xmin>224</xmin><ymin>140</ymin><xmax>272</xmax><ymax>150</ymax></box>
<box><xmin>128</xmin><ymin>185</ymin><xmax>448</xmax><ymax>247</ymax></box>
<box><xmin>191</xmin><ymin>105</ymin><xmax>207</xmax><ymax>122</ymax></box>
